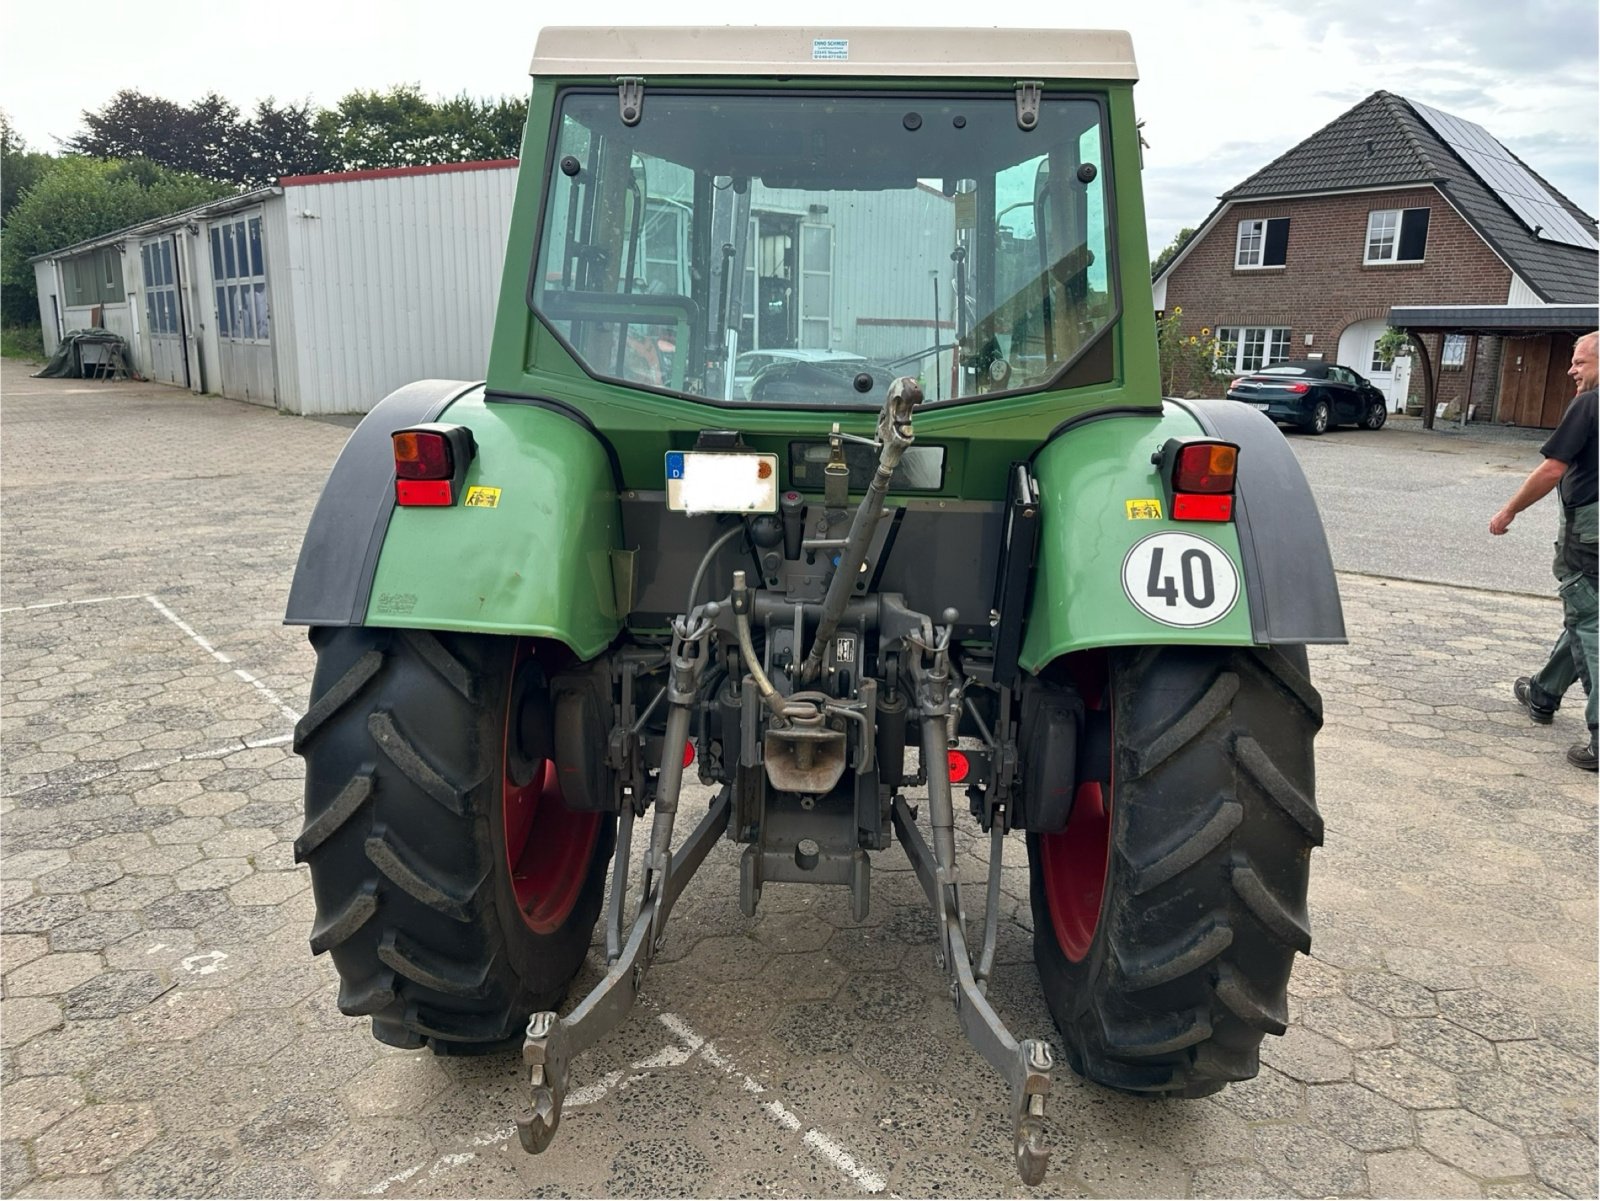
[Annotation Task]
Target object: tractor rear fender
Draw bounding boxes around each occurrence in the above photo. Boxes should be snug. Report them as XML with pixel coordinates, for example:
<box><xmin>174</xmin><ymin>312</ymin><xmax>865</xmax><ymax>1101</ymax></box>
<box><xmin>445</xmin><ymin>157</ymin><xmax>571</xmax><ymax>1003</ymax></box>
<box><xmin>285</xmin><ymin>383</ymin><xmax>624</xmax><ymax>660</ymax></box>
<box><xmin>1017</xmin><ymin>399</ymin><xmax>1344</xmax><ymax>673</ymax></box>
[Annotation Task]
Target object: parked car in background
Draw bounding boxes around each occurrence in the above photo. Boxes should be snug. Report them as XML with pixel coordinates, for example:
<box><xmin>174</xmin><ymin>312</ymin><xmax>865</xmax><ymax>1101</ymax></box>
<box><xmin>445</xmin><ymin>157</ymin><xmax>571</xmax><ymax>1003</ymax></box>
<box><xmin>1225</xmin><ymin>362</ymin><xmax>1389</xmax><ymax>434</ymax></box>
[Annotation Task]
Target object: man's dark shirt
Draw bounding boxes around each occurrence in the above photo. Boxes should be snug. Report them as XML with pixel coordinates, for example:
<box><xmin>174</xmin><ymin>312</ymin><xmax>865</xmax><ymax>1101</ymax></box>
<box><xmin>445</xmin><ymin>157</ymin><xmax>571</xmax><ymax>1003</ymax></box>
<box><xmin>1542</xmin><ymin>388</ymin><xmax>1598</xmax><ymax>508</ymax></box>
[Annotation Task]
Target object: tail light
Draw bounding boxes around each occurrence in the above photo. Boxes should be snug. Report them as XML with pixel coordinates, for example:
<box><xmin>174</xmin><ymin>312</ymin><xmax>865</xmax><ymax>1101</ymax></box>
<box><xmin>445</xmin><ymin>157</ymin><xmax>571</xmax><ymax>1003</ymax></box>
<box><xmin>391</xmin><ymin>423</ymin><xmax>476</xmax><ymax>506</ymax></box>
<box><xmin>948</xmin><ymin>749</ymin><xmax>970</xmax><ymax>783</ymax></box>
<box><xmin>1230</xmin><ymin>378</ymin><xmax>1245</xmax><ymax>390</ymax></box>
<box><xmin>1285</xmin><ymin>382</ymin><xmax>1310</xmax><ymax>394</ymax></box>
<box><xmin>1153</xmin><ymin>437</ymin><xmax>1240</xmax><ymax>522</ymax></box>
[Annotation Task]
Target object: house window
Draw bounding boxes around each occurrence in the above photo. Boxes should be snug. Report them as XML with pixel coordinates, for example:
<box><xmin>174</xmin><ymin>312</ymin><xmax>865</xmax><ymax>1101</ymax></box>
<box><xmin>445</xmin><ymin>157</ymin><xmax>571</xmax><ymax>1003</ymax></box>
<box><xmin>1441</xmin><ymin>333</ymin><xmax>1468</xmax><ymax>368</ymax></box>
<box><xmin>1215</xmin><ymin>326</ymin><xmax>1292</xmax><ymax>373</ymax></box>
<box><xmin>1235</xmin><ymin>218</ymin><xmax>1290</xmax><ymax>268</ymax></box>
<box><xmin>1365</xmin><ymin>208</ymin><xmax>1430</xmax><ymax>263</ymax></box>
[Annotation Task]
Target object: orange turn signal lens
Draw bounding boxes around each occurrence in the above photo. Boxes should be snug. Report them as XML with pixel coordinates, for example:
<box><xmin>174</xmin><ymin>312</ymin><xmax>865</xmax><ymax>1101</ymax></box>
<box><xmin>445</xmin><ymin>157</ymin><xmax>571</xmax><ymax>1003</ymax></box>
<box><xmin>393</xmin><ymin>431</ymin><xmax>453</xmax><ymax>480</ymax></box>
<box><xmin>1173</xmin><ymin>443</ymin><xmax>1237</xmax><ymax>494</ymax></box>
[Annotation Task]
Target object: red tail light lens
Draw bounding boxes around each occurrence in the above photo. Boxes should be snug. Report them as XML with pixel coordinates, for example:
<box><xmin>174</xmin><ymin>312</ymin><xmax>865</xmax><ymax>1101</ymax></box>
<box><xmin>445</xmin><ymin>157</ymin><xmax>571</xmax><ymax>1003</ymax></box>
<box><xmin>1230</xmin><ymin>378</ymin><xmax>1245</xmax><ymax>390</ymax></box>
<box><xmin>393</xmin><ymin>431</ymin><xmax>453</xmax><ymax>480</ymax></box>
<box><xmin>1173</xmin><ymin>493</ymin><xmax>1234</xmax><ymax>521</ymax></box>
<box><xmin>1173</xmin><ymin>443</ymin><xmax>1238</xmax><ymax>494</ymax></box>
<box><xmin>948</xmin><ymin>750</ymin><xmax>970</xmax><ymax>783</ymax></box>
<box><xmin>1285</xmin><ymin>382</ymin><xmax>1310</xmax><ymax>394</ymax></box>
<box><xmin>682</xmin><ymin>741</ymin><xmax>695</xmax><ymax>768</ymax></box>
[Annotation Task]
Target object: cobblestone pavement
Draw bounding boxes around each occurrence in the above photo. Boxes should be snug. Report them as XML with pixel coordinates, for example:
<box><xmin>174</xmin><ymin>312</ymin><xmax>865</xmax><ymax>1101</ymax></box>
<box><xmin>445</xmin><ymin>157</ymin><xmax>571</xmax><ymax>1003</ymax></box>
<box><xmin>2</xmin><ymin>362</ymin><xmax>1595</xmax><ymax>1198</ymax></box>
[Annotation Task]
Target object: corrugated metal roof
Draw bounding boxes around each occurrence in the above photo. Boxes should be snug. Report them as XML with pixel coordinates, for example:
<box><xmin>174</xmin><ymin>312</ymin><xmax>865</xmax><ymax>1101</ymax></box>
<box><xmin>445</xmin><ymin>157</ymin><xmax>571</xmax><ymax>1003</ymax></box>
<box><xmin>1220</xmin><ymin>91</ymin><xmax>1597</xmax><ymax>303</ymax></box>
<box><xmin>29</xmin><ymin>188</ymin><xmax>278</xmax><ymax>263</ymax></box>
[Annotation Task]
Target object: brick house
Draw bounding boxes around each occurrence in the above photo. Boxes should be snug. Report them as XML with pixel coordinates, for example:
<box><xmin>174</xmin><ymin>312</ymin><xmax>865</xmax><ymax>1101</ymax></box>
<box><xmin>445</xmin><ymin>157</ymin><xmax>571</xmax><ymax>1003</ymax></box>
<box><xmin>1153</xmin><ymin>91</ymin><xmax>1597</xmax><ymax>427</ymax></box>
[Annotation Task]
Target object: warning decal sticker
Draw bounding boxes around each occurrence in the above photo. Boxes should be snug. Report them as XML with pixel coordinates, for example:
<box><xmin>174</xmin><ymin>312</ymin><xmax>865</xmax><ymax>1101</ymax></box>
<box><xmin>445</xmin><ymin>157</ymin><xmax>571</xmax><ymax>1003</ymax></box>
<box><xmin>464</xmin><ymin>486</ymin><xmax>501</xmax><ymax>508</ymax></box>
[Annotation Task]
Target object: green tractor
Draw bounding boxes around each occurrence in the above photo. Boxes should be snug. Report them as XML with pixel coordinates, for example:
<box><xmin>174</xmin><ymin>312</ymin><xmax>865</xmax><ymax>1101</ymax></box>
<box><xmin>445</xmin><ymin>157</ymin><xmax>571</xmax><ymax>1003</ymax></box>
<box><xmin>287</xmin><ymin>26</ymin><xmax>1343</xmax><ymax>1184</ymax></box>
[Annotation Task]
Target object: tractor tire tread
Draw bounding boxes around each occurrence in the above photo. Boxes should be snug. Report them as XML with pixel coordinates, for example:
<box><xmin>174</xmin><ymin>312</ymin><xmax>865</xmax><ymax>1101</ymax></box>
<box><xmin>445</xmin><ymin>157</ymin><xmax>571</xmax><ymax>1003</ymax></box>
<box><xmin>1030</xmin><ymin>645</ymin><xmax>1321</xmax><ymax>1096</ymax></box>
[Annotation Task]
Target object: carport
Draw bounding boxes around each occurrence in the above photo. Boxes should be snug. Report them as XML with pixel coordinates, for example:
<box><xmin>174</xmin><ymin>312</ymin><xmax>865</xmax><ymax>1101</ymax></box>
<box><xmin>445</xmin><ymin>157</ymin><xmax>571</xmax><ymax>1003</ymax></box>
<box><xmin>1388</xmin><ymin>303</ymin><xmax>1598</xmax><ymax>430</ymax></box>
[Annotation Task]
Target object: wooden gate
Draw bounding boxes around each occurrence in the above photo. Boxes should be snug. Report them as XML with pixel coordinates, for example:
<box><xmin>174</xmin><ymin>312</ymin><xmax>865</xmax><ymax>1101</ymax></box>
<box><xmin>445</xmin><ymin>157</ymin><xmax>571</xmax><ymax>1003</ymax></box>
<box><xmin>1498</xmin><ymin>333</ymin><xmax>1576</xmax><ymax>429</ymax></box>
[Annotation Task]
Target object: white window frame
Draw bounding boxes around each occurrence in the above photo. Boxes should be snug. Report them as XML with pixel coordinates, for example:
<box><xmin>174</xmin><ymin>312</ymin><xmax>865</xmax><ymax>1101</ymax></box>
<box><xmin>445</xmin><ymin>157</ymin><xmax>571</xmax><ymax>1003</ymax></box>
<box><xmin>1234</xmin><ymin>217</ymin><xmax>1288</xmax><ymax>270</ymax></box>
<box><xmin>1214</xmin><ymin>326</ymin><xmax>1292</xmax><ymax>374</ymax></box>
<box><xmin>1365</xmin><ymin>208</ymin><xmax>1428</xmax><ymax>264</ymax></box>
<box><xmin>1235</xmin><ymin>219</ymin><xmax>1265</xmax><ymax>268</ymax></box>
<box><xmin>1441</xmin><ymin>333</ymin><xmax>1468</xmax><ymax>368</ymax></box>
<box><xmin>210</xmin><ymin>214</ymin><xmax>270</xmax><ymax>344</ymax></box>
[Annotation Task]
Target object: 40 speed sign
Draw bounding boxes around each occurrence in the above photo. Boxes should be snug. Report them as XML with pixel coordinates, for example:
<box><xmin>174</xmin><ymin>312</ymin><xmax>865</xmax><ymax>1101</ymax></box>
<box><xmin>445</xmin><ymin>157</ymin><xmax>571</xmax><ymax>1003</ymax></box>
<box><xmin>1121</xmin><ymin>531</ymin><xmax>1240</xmax><ymax>628</ymax></box>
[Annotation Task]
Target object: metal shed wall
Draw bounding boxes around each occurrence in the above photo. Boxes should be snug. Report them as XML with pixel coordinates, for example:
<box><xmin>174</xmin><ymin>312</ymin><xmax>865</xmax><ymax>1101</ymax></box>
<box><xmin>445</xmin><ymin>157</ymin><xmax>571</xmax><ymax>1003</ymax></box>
<box><xmin>277</xmin><ymin>165</ymin><xmax>518</xmax><ymax>415</ymax></box>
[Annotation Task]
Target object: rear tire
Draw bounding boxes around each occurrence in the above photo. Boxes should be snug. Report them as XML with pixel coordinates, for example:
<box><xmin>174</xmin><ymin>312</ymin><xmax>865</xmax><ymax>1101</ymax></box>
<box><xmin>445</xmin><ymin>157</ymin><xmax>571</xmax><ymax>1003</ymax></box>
<box><xmin>1027</xmin><ymin>645</ymin><xmax>1323</xmax><ymax>1096</ymax></box>
<box><xmin>294</xmin><ymin>627</ymin><xmax>614</xmax><ymax>1051</ymax></box>
<box><xmin>1302</xmin><ymin>401</ymin><xmax>1330</xmax><ymax>435</ymax></box>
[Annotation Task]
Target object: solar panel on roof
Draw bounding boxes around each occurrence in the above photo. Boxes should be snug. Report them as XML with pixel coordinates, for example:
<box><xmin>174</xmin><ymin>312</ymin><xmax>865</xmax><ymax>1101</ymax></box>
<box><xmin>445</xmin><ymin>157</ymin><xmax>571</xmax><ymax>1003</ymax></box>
<box><xmin>1410</xmin><ymin>99</ymin><xmax>1597</xmax><ymax>251</ymax></box>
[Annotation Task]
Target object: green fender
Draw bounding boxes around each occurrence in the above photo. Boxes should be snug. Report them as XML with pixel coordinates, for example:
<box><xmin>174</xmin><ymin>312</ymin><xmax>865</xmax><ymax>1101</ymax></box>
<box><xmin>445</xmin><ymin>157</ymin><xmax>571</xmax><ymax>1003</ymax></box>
<box><xmin>364</xmin><ymin>392</ymin><xmax>623</xmax><ymax>659</ymax></box>
<box><xmin>1019</xmin><ymin>405</ymin><xmax>1256</xmax><ymax>671</ymax></box>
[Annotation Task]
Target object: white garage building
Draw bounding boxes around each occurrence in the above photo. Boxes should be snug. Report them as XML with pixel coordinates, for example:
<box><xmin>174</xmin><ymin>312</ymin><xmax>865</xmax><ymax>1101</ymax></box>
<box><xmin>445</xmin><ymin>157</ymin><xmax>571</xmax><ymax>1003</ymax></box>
<box><xmin>29</xmin><ymin>160</ymin><xmax>518</xmax><ymax>416</ymax></box>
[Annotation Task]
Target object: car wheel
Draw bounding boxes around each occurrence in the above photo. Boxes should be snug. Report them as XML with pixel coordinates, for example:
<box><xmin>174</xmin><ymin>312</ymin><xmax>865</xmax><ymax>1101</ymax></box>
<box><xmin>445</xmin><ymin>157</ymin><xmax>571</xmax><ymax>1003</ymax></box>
<box><xmin>1361</xmin><ymin>400</ymin><xmax>1387</xmax><ymax>430</ymax></box>
<box><xmin>1302</xmin><ymin>401</ymin><xmax>1330</xmax><ymax>435</ymax></box>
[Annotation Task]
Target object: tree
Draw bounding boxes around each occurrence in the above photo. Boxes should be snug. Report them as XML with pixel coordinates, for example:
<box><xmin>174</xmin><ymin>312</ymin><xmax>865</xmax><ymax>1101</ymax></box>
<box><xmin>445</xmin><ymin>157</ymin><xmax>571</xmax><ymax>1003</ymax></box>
<box><xmin>0</xmin><ymin>157</ymin><xmax>230</xmax><ymax>325</ymax></box>
<box><xmin>1</xmin><ymin>111</ymin><xmax>54</xmax><ymax>219</ymax></box>
<box><xmin>315</xmin><ymin>85</ymin><xmax>527</xmax><ymax>171</ymax></box>
<box><xmin>235</xmin><ymin>98</ymin><xmax>335</xmax><ymax>187</ymax></box>
<box><xmin>66</xmin><ymin>90</ymin><xmax>243</xmax><ymax>179</ymax></box>
<box><xmin>1151</xmin><ymin>226</ymin><xmax>1196</xmax><ymax>280</ymax></box>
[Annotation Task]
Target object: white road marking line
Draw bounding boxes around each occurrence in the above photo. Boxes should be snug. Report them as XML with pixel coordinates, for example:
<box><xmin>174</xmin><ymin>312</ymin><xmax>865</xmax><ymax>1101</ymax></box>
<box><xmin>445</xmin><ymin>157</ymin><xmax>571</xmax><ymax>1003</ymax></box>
<box><xmin>657</xmin><ymin>1012</ymin><xmax>887</xmax><ymax>1193</ymax></box>
<box><xmin>145</xmin><ymin>594</ymin><xmax>301</xmax><ymax>721</ymax></box>
<box><xmin>181</xmin><ymin>950</ymin><xmax>229</xmax><ymax>975</ymax></box>
<box><xmin>632</xmin><ymin>1042</ymin><xmax>694</xmax><ymax>1069</ymax></box>
<box><xmin>366</xmin><ymin>1164</ymin><xmax>422</xmax><ymax>1194</ymax></box>
<box><xmin>804</xmin><ymin>1129</ymin><xmax>888</xmax><ymax>1194</ymax></box>
<box><xmin>567</xmin><ymin>1070</ymin><xmax>625</xmax><ymax>1106</ymax></box>
<box><xmin>0</xmin><ymin>593</ymin><xmax>147</xmax><ymax>613</ymax></box>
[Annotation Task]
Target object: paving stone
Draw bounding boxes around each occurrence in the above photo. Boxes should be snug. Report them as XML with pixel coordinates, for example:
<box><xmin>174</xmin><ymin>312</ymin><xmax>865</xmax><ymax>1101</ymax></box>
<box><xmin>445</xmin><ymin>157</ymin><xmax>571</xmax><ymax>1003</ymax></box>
<box><xmin>1187</xmin><ymin>1162</ymin><xmax>1294</xmax><ymax>1199</ymax></box>
<box><xmin>31</xmin><ymin>1102</ymin><xmax>161</xmax><ymax>1175</ymax></box>
<box><xmin>173</xmin><ymin>858</ymin><xmax>253</xmax><ymax>891</ymax></box>
<box><xmin>608</xmin><ymin>1137</ymin><xmax>713</xmax><ymax>1198</ymax></box>
<box><xmin>1258</xmin><ymin>1024</ymin><xmax>1354</xmax><ymax>1083</ymax></box>
<box><xmin>217</xmin><ymin>1163</ymin><xmax>318</xmax><ymax>1198</ymax></box>
<box><xmin>1211</xmin><ymin>1064</ymin><xmax>1303</xmax><ymax>1121</ymax></box>
<box><xmin>1528</xmin><ymin>1135</ymin><xmax>1599</xmax><ymax>1199</ymax></box>
<box><xmin>1299</xmin><ymin>992</ymin><xmax>1396</xmax><ymax>1049</ymax></box>
<box><xmin>1306</xmin><ymin>1081</ymin><xmax>1416</xmax><ymax>1151</ymax></box>
<box><xmin>1366</xmin><ymin>1149</ymin><xmax>1485</xmax><ymax>1199</ymax></box>
<box><xmin>47</xmin><ymin>911</ymin><xmax>143</xmax><ymax>954</ymax></box>
<box><xmin>0</xmin><ymin>998</ymin><xmax>62</xmax><ymax>1049</ymax></box>
<box><xmin>1418</xmin><ymin>1109</ymin><xmax>1534</xmax><ymax>1179</ymax></box>
<box><xmin>1386</xmin><ymin>945</ymin><xmax>1480</xmax><ymax>990</ymax></box>
<box><xmin>1</xmin><ymin>894</ymin><xmax>88</xmax><ymax>933</ymax></box>
<box><xmin>106</xmin><ymin>1133</ymin><xmax>233</xmax><ymax>1199</ymax></box>
<box><xmin>1</xmin><ymin>1140</ymin><xmax>33</xmax><ymax>1197</ymax></box>
<box><xmin>62</xmin><ymin>971</ymin><xmax>170</xmax><ymax>1020</ymax></box>
<box><xmin>237</xmin><ymin>1092</ymin><xmax>347</xmax><ymax>1159</ymax></box>
<box><xmin>1496</xmin><ymin>1040</ymin><xmax>1599</xmax><ymax>1096</ymax></box>
<box><xmin>11</xmin><ymin>1176</ymin><xmax>109</xmax><ymax>1199</ymax></box>
<box><xmin>5</xmin><ymin>953</ymin><xmax>105</xmax><ymax>998</ymax></box>
<box><xmin>1397</xmin><ymin>1016</ymin><xmax>1500</xmax><ymax>1075</ymax></box>
<box><xmin>125</xmin><ymin>988</ymin><xmax>235</xmax><ymax>1041</ymax></box>
<box><xmin>1345</xmin><ymin>970</ymin><xmax>1439</xmax><ymax>1018</ymax></box>
<box><xmin>0</xmin><ymin>934</ymin><xmax>49</xmax><ymax>974</ymax></box>
<box><xmin>1438</xmin><ymin>989</ymin><xmax>1540</xmax><ymax>1042</ymax></box>
<box><xmin>1457</xmin><ymin>1071</ymin><xmax>1591</xmax><ymax>1139</ymax></box>
<box><xmin>35</xmin><ymin>862</ymin><xmax>122</xmax><ymax>894</ymax></box>
<box><xmin>1250</xmin><ymin>1125</ymin><xmax>1366</xmax><ymax>1197</ymax></box>
<box><xmin>0</xmin><ymin>1075</ymin><xmax>85</xmax><ymax>1140</ymax></box>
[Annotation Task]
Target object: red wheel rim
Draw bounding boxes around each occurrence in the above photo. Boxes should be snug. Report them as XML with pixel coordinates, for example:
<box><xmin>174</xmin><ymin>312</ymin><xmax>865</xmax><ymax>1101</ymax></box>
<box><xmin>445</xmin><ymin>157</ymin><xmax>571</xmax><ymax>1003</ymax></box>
<box><xmin>502</xmin><ymin>645</ymin><xmax>601</xmax><ymax>935</ymax></box>
<box><xmin>1039</xmin><ymin>651</ymin><xmax>1113</xmax><ymax>963</ymax></box>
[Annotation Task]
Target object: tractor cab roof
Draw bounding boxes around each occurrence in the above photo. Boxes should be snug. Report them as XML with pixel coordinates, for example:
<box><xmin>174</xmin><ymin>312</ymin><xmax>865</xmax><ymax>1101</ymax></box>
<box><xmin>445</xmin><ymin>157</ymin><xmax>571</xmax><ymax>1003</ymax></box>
<box><xmin>529</xmin><ymin>26</ymin><xmax>1138</xmax><ymax>81</ymax></box>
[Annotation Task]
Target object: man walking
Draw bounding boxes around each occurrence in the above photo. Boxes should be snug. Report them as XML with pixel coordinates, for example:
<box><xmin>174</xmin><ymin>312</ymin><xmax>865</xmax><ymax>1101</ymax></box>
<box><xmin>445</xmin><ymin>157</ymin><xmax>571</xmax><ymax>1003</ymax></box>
<box><xmin>1490</xmin><ymin>330</ymin><xmax>1598</xmax><ymax>771</ymax></box>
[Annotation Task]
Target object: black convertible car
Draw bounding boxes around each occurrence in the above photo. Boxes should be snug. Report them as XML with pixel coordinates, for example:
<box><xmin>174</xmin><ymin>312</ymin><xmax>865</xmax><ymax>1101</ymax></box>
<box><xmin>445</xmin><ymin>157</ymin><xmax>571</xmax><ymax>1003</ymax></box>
<box><xmin>1225</xmin><ymin>361</ymin><xmax>1390</xmax><ymax>434</ymax></box>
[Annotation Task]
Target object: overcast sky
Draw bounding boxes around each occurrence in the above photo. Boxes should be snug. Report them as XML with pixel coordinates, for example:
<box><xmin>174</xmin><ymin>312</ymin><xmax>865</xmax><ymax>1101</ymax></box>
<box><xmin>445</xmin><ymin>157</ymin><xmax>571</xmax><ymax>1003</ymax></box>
<box><xmin>3</xmin><ymin>0</ymin><xmax>1595</xmax><ymax>260</ymax></box>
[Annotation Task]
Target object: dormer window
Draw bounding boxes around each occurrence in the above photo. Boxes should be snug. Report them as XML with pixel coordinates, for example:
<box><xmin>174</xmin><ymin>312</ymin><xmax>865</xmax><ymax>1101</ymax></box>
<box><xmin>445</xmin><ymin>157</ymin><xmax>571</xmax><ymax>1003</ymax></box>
<box><xmin>1365</xmin><ymin>208</ymin><xmax>1430</xmax><ymax>263</ymax></box>
<box><xmin>1235</xmin><ymin>217</ymin><xmax>1289</xmax><ymax>268</ymax></box>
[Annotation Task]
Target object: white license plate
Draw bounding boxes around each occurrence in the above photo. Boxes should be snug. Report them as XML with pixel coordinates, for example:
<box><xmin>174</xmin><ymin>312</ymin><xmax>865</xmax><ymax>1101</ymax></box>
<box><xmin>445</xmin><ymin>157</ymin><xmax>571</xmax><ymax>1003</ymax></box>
<box><xmin>665</xmin><ymin>451</ymin><xmax>779</xmax><ymax>513</ymax></box>
<box><xmin>1250</xmin><ymin>403</ymin><xmax>1271</xmax><ymax>411</ymax></box>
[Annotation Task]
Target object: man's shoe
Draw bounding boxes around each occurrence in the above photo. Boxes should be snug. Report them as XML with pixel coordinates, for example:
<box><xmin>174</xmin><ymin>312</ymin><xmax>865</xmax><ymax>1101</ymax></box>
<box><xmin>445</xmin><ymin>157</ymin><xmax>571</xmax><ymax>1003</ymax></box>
<box><xmin>1568</xmin><ymin>742</ymin><xmax>1598</xmax><ymax>772</ymax></box>
<box><xmin>1514</xmin><ymin>677</ymin><xmax>1555</xmax><ymax>724</ymax></box>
